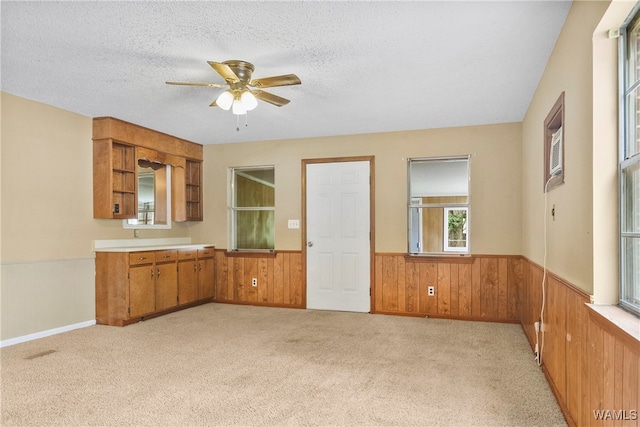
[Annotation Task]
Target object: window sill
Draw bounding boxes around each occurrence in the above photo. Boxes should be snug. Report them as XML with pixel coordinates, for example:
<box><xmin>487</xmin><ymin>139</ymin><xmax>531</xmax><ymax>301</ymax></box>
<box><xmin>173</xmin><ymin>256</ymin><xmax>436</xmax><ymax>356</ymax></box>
<box><xmin>586</xmin><ymin>304</ymin><xmax>640</xmax><ymax>352</ymax></box>
<box><xmin>224</xmin><ymin>250</ymin><xmax>277</xmax><ymax>259</ymax></box>
<box><xmin>404</xmin><ymin>254</ymin><xmax>474</xmax><ymax>264</ymax></box>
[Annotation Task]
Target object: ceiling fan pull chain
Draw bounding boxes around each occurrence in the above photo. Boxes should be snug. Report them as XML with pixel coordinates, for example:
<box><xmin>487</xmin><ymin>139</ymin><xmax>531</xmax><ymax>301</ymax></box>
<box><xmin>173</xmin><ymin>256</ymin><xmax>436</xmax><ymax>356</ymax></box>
<box><xmin>245</xmin><ymin>113</ymin><xmax>248</xmax><ymax>128</ymax></box>
<box><xmin>236</xmin><ymin>114</ymin><xmax>240</xmax><ymax>132</ymax></box>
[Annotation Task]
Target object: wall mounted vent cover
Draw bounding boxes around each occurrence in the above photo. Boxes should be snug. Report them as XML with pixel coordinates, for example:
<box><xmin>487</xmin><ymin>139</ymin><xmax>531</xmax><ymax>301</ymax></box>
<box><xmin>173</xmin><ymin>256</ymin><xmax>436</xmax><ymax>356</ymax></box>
<box><xmin>550</xmin><ymin>127</ymin><xmax>563</xmax><ymax>175</ymax></box>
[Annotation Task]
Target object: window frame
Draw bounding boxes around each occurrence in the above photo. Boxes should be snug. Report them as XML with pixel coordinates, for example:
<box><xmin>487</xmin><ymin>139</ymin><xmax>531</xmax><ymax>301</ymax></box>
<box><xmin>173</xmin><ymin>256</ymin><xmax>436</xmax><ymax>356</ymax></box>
<box><xmin>619</xmin><ymin>9</ymin><xmax>640</xmax><ymax>316</ymax></box>
<box><xmin>229</xmin><ymin>165</ymin><xmax>275</xmax><ymax>252</ymax></box>
<box><xmin>407</xmin><ymin>156</ymin><xmax>471</xmax><ymax>256</ymax></box>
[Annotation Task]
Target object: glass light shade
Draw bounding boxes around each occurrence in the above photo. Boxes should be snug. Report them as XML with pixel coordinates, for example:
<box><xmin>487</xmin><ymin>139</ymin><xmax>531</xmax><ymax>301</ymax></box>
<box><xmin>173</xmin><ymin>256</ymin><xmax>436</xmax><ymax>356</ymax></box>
<box><xmin>216</xmin><ymin>91</ymin><xmax>233</xmax><ymax>110</ymax></box>
<box><xmin>232</xmin><ymin>99</ymin><xmax>247</xmax><ymax>115</ymax></box>
<box><xmin>241</xmin><ymin>91</ymin><xmax>258</xmax><ymax>111</ymax></box>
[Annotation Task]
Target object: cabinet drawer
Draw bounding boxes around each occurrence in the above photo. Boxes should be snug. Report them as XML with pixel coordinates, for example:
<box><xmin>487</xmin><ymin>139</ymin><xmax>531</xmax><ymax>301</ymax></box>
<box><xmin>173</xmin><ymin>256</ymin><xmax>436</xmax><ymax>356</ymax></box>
<box><xmin>197</xmin><ymin>247</ymin><xmax>215</xmax><ymax>258</ymax></box>
<box><xmin>129</xmin><ymin>251</ymin><xmax>155</xmax><ymax>266</ymax></box>
<box><xmin>178</xmin><ymin>249</ymin><xmax>197</xmax><ymax>260</ymax></box>
<box><xmin>155</xmin><ymin>250</ymin><xmax>177</xmax><ymax>263</ymax></box>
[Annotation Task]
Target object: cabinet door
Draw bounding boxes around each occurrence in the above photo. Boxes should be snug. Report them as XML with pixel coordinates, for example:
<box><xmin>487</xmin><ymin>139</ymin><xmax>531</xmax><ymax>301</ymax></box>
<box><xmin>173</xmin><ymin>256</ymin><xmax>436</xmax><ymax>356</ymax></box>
<box><xmin>155</xmin><ymin>262</ymin><xmax>178</xmax><ymax>311</ymax></box>
<box><xmin>197</xmin><ymin>256</ymin><xmax>215</xmax><ymax>299</ymax></box>
<box><xmin>178</xmin><ymin>259</ymin><xmax>198</xmax><ymax>305</ymax></box>
<box><xmin>129</xmin><ymin>265</ymin><xmax>155</xmax><ymax>318</ymax></box>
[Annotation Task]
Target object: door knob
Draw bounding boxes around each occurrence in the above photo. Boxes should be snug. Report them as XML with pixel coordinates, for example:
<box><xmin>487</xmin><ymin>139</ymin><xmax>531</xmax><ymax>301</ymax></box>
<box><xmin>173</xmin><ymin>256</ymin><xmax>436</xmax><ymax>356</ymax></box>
<box><xmin>307</xmin><ymin>241</ymin><xmax>314</xmax><ymax>247</ymax></box>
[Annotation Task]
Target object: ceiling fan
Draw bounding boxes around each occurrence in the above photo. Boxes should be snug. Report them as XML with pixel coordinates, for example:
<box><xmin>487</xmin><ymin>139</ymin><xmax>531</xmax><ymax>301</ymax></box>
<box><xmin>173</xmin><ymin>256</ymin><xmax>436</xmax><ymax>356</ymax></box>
<box><xmin>166</xmin><ymin>60</ymin><xmax>301</xmax><ymax>116</ymax></box>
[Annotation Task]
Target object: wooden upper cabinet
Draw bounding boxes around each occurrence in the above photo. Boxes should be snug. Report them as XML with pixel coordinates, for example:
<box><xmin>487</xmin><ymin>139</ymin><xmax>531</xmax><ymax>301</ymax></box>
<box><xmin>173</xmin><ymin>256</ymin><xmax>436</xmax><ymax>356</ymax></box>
<box><xmin>93</xmin><ymin>139</ymin><xmax>137</xmax><ymax>219</ymax></box>
<box><xmin>92</xmin><ymin>117</ymin><xmax>204</xmax><ymax>221</ymax></box>
<box><xmin>185</xmin><ymin>160</ymin><xmax>203</xmax><ymax>221</ymax></box>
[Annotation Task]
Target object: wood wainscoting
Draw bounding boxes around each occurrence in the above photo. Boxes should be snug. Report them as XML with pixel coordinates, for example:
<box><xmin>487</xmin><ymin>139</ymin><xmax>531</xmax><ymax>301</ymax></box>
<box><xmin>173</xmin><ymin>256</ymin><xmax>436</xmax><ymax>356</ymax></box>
<box><xmin>520</xmin><ymin>257</ymin><xmax>640</xmax><ymax>427</ymax></box>
<box><xmin>214</xmin><ymin>250</ymin><xmax>304</xmax><ymax>308</ymax></box>
<box><xmin>373</xmin><ymin>253</ymin><xmax>522</xmax><ymax>322</ymax></box>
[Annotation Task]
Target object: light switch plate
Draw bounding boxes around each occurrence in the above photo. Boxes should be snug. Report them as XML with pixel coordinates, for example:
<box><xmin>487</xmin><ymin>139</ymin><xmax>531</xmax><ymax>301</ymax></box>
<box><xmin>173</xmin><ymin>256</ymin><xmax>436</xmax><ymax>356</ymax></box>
<box><xmin>288</xmin><ymin>219</ymin><xmax>300</xmax><ymax>229</ymax></box>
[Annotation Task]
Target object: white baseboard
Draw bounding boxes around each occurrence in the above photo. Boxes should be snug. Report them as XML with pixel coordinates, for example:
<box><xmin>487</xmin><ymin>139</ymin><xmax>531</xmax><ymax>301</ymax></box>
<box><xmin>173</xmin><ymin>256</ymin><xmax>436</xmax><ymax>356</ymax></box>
<box><xmin>0</xmin><ymin>320</ymin><xmax>96</xmax><ymax>348</ymax></box>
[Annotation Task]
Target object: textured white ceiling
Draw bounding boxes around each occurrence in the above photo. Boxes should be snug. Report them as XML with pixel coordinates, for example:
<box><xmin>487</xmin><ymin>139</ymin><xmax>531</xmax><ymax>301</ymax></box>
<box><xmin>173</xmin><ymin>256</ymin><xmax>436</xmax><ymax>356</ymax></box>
<box><xmin>1</xmin><ymin>1</ymin><xmax>571</xmax><ymax>145</ymax></box>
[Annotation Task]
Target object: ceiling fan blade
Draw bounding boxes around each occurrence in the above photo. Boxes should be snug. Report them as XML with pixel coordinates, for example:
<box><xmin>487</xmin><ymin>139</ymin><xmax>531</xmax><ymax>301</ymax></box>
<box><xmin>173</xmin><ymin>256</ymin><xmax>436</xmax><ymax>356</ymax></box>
<box><xmin>208</xmin><ymin>61</ymin><xmax>240</xmax><ymax>84</ymax></box>
<box><xmin>249</xmin><ymin>74</ymin><xmax>301</xmax><ymax>88</ymax></box>
<box><xmin>166</xmin><ymin>81</ymin><xmax>225</xmax><ymax>88</ymax></box>
<box><xmin>253</xmin><ymin>90</ymin><xmax>291</xmax><ymax>107</ymax></box>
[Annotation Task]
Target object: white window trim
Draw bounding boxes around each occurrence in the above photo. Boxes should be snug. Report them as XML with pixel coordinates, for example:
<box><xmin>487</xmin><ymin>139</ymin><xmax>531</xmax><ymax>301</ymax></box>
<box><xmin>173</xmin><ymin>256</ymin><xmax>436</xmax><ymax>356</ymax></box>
<box><xmin>407</xmin><ymin>156</ymin><xmax>471</xmax><ymax>255</ymax></box>
<box><xmin>619</xmin><ymin>8</ymin><xmax>640</xmax><ymax>316</ymax></box>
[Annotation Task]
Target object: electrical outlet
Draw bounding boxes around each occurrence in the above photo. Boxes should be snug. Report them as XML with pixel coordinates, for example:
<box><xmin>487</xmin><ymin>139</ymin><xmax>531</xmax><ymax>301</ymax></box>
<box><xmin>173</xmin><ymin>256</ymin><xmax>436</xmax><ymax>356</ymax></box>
<box><xmin>251</xmin><ymin>278</ymin><xmax>257</xmax><ymax>287</ymax></box>
<box><xmin>428</xmin><ymin>286</ymin><xmax>435</xmax><ymax>296</ymax></box>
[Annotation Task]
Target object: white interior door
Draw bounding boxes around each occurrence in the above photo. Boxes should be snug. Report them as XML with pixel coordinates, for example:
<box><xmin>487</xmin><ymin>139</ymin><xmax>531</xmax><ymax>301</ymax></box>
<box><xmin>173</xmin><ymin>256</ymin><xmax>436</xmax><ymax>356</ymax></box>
<box><xmin>306</xmin><ymin>161</ymin><xmax>370</xmax><ymax>312</ymax></box>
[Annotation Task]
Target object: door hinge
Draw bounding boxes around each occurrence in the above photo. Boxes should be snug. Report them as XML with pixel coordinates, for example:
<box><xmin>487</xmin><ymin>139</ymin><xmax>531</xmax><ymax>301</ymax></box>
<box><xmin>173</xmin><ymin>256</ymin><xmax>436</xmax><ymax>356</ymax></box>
<box><xmin>127</xmin><ymin>272</ymin><xmax>130</xmax><ymax>279</ymax></box>
<box><xmin>369</xmin><ymin>288</ymin><xmax>371</xmax><ymax>296</ymax></box>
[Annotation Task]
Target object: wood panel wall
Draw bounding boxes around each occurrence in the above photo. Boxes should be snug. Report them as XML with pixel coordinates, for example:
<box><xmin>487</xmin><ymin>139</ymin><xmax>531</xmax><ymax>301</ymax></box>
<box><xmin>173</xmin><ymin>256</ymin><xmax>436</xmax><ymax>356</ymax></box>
<box><xmin>214</xmin><ymin>250</ymin><xmax>303</xmax><ymax>308</ymax></box>
<box><xmin>520</xmin><ymin>257</ymin><xmax>640</xmax><ymax>427</ymax></box>
<box><xmin>373</xmin><ymin>253</ymin><xmax>521</xmax><ymax>322</ymax></box>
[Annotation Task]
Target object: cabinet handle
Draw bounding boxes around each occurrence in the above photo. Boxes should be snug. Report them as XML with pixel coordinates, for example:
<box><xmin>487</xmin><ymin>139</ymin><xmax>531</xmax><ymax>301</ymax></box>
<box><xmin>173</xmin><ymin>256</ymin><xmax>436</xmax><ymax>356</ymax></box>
<box><xmin>163</xmin><ymin>255</ymin><xmax>171</xmax><ymax>259</ymax></box>
<box><xmin>151</xmin><ymin>268</ymin><xmax>154</xmax><ymax>278</ymax></box>
<box><xmin>198</xmin><ymin>263</ymin><xmax>202</xmax><ymax>272</ymax></box>
<box><xmin>139</xmin><ymin>257</ymin><xmax>147</xmax><ymax>261</ymax></box>
<box><xmin>193</xmin><ymin>264</ymin><xmax>197</xmax><ymax>272</ymax></box>
<box><xmin>157</xmin><ymin>268</ymin><xmax>161</xmax><ymax>277</ymax></box>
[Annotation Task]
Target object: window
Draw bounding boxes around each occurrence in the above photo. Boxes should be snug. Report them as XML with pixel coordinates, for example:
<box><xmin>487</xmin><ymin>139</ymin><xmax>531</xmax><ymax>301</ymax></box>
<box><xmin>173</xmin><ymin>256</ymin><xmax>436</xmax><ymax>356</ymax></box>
<box><xmin>620</xmin><ymin>11</ymin><xmax>640</xmax><ymax>315</ymax></box>
<box><xmin>230</xmin><ymin>166</ymin><xmax>275</xmax><ymax>251</ymax></box>
<box><xmin>408</xmin><ymin>157</ymin><xmax>470</xmax><ymax>255</ymax></box>
<box><xmin>443</xmin><ymin>207</ymin><xmax>468</xmax><ymax>252</ymax></box>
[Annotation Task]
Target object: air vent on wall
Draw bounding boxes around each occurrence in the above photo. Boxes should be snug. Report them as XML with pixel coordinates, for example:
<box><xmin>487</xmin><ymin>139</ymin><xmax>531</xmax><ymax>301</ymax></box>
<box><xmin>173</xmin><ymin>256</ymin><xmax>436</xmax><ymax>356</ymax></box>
<box><xmin>550</xmin><ymin>127</ymin><xmax>563</xmax><ymax>176</ymax></box>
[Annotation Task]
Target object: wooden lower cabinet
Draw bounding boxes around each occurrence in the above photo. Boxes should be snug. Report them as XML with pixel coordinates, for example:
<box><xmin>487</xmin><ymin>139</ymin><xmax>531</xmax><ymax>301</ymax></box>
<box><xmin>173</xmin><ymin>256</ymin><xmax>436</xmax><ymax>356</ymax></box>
<box><xmin>155</xmin><ymin>260</ymin><xmax>179</xmax><ymax>311</ymax></box>
<box><xmin>178</xmin><ymin>250</ymin><xmax>198</xmax><ymax>305</ymax></box>
<box><xmin>129</xmin><ymin>262</ymin><xmax>156</xmax><ymax>318</ymax></box>
<box><xmin>197</xmin><ymin>248</ymin><xmax>215</xmax><ymax>299</ymax></box>
<box><xmin>95</xmin><ymin>246</ymin><xmax>214</xmax><ymax>326</ymax></box>
<box><xmin>177</xmin><ymin>247</ymin><xmax>215</xmax><ymax>305</ymax></box>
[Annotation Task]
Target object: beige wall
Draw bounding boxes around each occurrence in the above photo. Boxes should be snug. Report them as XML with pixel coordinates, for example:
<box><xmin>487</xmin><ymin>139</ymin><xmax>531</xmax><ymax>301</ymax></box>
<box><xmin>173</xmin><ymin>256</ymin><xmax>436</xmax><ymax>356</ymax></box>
<box><xmin>1</xmin><ymin>92</ymin><xmax>192</xmax><ymax>262</ymax></box>
<box><xmin>521</xmin><ymin>0</ymin><xmax>611</xmax><ymax>295</ymax></box>
<box><xmin>192</xmin><ymin>122</ymin><xmax>523</xmax><ymax>255</ymax></box>
<box><xmin>0</xmin><ymin>92</ymin><xmax>192</xmax><ymax>341</ymax></box>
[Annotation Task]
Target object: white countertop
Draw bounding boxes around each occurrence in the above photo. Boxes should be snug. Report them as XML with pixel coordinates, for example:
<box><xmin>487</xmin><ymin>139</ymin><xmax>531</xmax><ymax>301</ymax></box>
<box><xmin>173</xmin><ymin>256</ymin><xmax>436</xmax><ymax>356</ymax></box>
<box><xmin>95</xmin><ymin>243</ymin><xmax>215</xmax><ymax>253</ymax></box>
<box><xmin>93</xmin><ymin>237</ymin><xmax>215</xmax><ymax>253</ymax></box>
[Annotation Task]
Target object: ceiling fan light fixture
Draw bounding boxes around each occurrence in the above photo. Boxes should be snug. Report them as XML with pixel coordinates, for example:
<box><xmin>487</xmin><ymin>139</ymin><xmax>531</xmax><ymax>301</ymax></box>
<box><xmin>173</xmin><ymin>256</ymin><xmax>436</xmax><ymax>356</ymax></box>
<box><xmin>232</xmin><ymin>98</ymin><xmax>247</xmax><ymax>115</ymax></box>
<box><xmin>216</xmin><ymin>90</ymin><xmax>233</xmax><ymax>110</ymax></box>
<box><xmin>241</xmin><ymin>90</ymin><xmax>258</xmax><ymax>111</ymax></box>
<box><xmin>167</xmin><ymin>59</ymin><xmax>301</xmax><ymax>121</ymax></box>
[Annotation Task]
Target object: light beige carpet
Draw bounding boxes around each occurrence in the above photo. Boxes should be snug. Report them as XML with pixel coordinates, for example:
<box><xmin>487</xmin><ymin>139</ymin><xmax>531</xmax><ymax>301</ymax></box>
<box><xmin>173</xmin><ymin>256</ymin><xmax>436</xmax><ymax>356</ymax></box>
<box><xmin>1</xmin><ymin>303</ymin><xmax>566</xmax><ymax>426</ymax></box>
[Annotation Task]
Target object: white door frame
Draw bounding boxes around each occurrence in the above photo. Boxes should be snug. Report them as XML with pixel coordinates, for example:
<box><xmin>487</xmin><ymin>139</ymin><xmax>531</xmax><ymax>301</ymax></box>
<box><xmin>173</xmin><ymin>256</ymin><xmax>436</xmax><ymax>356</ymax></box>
<box><xmin>302</xmin><ymin>156</ymin><xmax>375</xmax><ymax>311</ymax></box>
